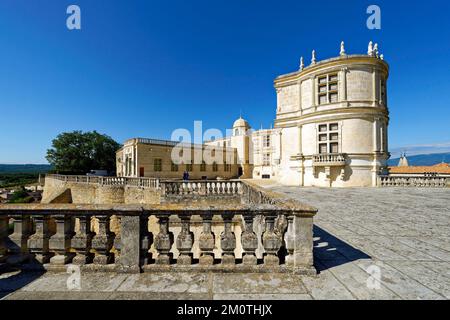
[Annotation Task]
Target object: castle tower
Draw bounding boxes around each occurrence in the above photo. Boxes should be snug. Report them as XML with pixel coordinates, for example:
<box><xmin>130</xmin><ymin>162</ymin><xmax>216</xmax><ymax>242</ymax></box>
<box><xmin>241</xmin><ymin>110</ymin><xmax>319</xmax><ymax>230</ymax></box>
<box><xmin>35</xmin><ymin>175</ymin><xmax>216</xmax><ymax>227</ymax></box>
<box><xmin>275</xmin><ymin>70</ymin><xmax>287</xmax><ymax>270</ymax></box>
<box><xmin>273</xmin><ymin>42</ymin><xmax>390</xmax><ymax>187</ymax></box>
<box><xmin>231</xmin><ymin>117</ymin><xmax>253</xmax><ymax>178</ymax></box>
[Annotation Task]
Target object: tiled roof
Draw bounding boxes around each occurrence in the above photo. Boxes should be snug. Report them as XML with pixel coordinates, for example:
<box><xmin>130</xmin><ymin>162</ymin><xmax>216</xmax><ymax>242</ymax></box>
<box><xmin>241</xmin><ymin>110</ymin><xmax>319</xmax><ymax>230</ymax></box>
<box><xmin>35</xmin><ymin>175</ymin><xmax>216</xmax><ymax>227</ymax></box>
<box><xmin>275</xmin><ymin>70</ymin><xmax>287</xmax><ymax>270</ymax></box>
<box><xmin>388</xmin><ymin>163</ymin><xmax>450</xmax><ymax>174</ymax></box>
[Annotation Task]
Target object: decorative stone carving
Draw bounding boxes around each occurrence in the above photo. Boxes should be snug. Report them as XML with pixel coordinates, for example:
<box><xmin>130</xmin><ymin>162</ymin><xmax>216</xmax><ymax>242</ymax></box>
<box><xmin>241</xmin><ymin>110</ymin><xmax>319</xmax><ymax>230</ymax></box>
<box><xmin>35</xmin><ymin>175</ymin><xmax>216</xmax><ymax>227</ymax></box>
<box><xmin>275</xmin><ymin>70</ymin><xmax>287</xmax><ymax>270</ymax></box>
<box><xmin>220</xmin><ymin>213</ymin><xmax>236</xmax><ymax>265</ymax></box>
<box><xmin>49</xmin><ymin>215</ymin><xmax>75</xmax><ymax>265</ymax></box>
<box><xmin>368</xmin><ymin>41</ymin><xmax>374</xmax><ymax>56</ymax></box>
<box><xmin>340</xmin><ymin>41</ymin><xmax>346</xmax><ymax>56</ymax></box>
<box><xmin>28</xmin><ymin>215</ymin><xmax>52</xmax><ymax>264</ymax></box>
<box><xmin>311</xmin><ymin>50</ymin><xmax>316</xmax><ymax>65</ymax></box>
<box><xmin>7</xmin><ymin>215</ymin><xmax>32</xmax><ymax>264</ymax></box>
<box><xmin>72</xmin><ymin>215</ymin><xmax>94</xmax><ymax>265</ymax></box>
<box><xmin>140</xmin><ymin>214</ymin><xmax>152</xmax><ymax>266</ymax></box>
<box><xmin>262</xmin><ymin>213</ymin><xmax>282</xmax><ymax>266</ymax></box>
<box><xmin>92</xmin><ymin>215</ymin><xmax>114</xmax><ymax>265</ymax></box>
<box><xmin>176</xmin><ymin>213</ymin><xmax>193</xmax><ymax>265</ymax></box>
<box><xmin>199</xmin><ymin>213</ymin><xmax>215</xmax><ymax>265</ymax></box>
<box><xmin>299</xmin><ymin>56</ymin><xmax>304</xmax><ymax>70</ymax></box>
<box><xmin>154</xmin><ymin>214</ymin><xmax>172</xmax><ymax>265</ymax></box>
<box><xmin>241</xmin><ymin>212</ymin><xmax>258</xmax><ymax>265</ymax></box>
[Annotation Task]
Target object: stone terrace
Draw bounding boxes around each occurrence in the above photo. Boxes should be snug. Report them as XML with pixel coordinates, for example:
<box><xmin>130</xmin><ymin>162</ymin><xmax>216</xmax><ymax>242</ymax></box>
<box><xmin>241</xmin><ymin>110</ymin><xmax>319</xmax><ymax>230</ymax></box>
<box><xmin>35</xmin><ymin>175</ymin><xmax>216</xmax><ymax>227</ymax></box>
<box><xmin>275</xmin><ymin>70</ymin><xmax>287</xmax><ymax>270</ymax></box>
<box><xmin>1</xmin><ymin>185</ymin><xmax>450</xmax><ymax>300</ymax></box>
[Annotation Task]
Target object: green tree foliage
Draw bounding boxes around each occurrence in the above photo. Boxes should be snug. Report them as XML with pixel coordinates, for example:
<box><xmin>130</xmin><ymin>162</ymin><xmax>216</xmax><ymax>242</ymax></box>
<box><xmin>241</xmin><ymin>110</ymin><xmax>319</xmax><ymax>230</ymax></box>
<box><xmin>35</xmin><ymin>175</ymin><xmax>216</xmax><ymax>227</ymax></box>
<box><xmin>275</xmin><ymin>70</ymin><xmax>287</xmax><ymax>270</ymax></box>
<box><xmin>46</xmin><ymin>131</ymin><xmax>121</xmax><ymax>175</ymax></box>
<box><xmin>8</xmin><ymin>187</ymin><xmax>34</xmax><ymax>203</ymax></box>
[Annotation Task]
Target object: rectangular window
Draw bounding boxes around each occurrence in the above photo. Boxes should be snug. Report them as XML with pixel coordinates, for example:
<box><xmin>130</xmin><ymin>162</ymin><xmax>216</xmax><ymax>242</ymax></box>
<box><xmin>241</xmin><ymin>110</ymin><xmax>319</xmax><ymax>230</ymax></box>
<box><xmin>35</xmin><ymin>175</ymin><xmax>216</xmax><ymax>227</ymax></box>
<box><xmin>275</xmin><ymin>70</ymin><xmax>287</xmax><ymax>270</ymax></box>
<box><xmin>154</xmin><ymin>159</ymin><xmax>162</xmax><ymax>172</ymax></box>
<box><xmin>171</xmin><ymin>162</ymin><xmax>178</xmax><ymax>172</ymax></box>
<box><xmin>200</xmin><ymin>161</ymin><xmax>206</xmax><ymax>172</ymax></box>
<box><xmin>318</xmin><ymin>123</ymin><xmax>339</xmax><ymax>154</ymax></box>
<box><xmin>186</xmin><ymin>162</ymin><xmax>193</xmax><ymax>172</ymax></box>
<box><xmin>263</xmin><ymin>135</ymin><xmax>271</xmax><ymax>147</ymax></box>
<box><xmin>212</xmin><ymin>162</ymin><xmax>218</xmax><ymax>172</ymax></box>
<box><xmin>224</xmin><ymin>162</ymin><xmax>231</xmax><ymax>172</ymax></box>
<box><xmin>317</xmin><ymin>73</ymin><xmax>339</xmax><ymax>105</ymax></box>
<box><xmin>263</xmin><ymin>153</ymin><xmax>271</xmax><ymax>166</ymax></box>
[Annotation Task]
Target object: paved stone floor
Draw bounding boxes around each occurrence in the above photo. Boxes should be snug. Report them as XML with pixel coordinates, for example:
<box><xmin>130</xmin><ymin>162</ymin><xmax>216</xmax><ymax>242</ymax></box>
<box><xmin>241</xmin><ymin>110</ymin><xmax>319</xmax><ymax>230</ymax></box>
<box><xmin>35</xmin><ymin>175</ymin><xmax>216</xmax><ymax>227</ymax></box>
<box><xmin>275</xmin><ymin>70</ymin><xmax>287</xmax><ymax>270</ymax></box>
<box><xmin>1</xmin><ymin>186</ymin><xmax>449</xmax><ymax>300</ymax></box>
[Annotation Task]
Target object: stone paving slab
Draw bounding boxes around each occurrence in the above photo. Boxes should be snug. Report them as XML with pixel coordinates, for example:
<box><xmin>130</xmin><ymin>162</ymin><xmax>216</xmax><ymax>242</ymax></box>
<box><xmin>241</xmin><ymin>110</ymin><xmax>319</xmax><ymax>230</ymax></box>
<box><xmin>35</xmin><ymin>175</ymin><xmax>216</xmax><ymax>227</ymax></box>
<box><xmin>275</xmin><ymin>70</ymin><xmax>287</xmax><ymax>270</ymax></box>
<box><xmin>1</xmin><ymin>186</ymin><xmax>449</xmax><ymax>300</ymax></box>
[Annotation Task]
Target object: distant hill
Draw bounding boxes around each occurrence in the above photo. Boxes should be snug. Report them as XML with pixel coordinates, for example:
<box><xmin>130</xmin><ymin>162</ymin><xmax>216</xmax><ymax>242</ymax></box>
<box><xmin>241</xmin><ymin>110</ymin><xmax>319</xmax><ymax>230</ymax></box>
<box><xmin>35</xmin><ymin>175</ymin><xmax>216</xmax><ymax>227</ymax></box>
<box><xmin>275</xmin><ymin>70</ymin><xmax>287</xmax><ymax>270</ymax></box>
<box><xmin>0</xmin><ymin>164</ymin><xmax>53</xmax><ymax>174</ymax></box>
<box><xmin>388</xmin><ymin>152</ymin><xmax>450</xmax><ymax>167</ymax></box>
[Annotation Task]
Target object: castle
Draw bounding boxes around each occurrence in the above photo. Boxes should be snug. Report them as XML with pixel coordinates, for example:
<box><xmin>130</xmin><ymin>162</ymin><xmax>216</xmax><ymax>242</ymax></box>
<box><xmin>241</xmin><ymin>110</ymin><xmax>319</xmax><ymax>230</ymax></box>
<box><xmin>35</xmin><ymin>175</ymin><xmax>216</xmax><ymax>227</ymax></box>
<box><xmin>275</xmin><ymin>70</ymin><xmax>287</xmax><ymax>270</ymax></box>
<box><xmin>117</xmin><ymin>42</ymin><xmax>390</xmax><ymax>187</ymax></box>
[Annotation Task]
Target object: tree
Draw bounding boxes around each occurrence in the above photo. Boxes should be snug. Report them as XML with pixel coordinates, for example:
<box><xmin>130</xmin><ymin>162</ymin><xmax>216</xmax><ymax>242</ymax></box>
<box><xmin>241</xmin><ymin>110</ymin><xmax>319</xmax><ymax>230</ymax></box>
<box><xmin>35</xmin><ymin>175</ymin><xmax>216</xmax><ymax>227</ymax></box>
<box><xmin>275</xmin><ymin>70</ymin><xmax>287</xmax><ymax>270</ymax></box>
<box><xmin>46</xmin><ymin>131</ymin><xmax>121</xmax><ymax>175</ymax></box>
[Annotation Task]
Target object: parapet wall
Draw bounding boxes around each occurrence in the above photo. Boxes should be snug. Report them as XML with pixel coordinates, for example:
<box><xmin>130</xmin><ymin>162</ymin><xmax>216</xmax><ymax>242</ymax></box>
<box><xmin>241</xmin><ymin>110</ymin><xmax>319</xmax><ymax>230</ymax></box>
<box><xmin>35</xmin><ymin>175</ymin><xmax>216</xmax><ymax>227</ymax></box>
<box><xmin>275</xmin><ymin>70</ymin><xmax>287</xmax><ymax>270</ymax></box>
<box><xmin>42</xmin><ymin>176</ymin><xmax>160</xmax><ymax>204</ymax></box>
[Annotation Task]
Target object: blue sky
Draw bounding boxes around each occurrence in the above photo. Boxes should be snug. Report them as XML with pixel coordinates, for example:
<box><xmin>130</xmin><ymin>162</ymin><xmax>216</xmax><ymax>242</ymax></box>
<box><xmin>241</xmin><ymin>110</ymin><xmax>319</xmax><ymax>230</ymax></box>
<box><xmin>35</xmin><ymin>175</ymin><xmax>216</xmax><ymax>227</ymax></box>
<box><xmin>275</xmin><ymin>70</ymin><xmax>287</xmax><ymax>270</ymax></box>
<box><xmin>0</xmin><ymin>0</ymin><xmax>449</xmax><ymax>163</ymax></box>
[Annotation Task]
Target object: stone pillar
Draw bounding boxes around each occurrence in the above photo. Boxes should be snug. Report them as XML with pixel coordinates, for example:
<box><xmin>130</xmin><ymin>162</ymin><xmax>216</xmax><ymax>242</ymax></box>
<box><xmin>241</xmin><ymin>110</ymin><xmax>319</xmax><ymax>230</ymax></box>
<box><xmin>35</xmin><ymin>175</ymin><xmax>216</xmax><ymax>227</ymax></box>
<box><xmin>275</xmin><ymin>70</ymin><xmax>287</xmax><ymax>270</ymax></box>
<box><xmin>154</xmin><ymin>214</ymin><xmax>172</xmax><ymax>265</ymax></box>
<box><xmin>241</xmin><ymin>212</ymin><xmax>257</xmax><ymax>265</ymax></box>
<box><xmin>117</xmin><ymin>215</ymin><xmax>140</xmax><ymax>273</ymax></box>
<box><xmin>220</xmin><ymin>213</ymin><xmax>236</xmax><ymax>265</ymax></box>
<box><xmin>7</xmin><ymin>215</ymin><xmax>32</xmax><ymax>264</ymax></box>
<box><xmin>72</xmin><ymin>215</ymin><xmax>94</xmax><ymax>265</ymax></box>
<box><xmin>113</xmin><ymin>216</ymin><xmax>122</xmax><ymax>264</ymax></box>
<box><xmin>92</xmin><ymin>215</ymin><xmax>114</xmax><ymax>265</ymax></box>
<box><xmin>284</xmin><ymin>215</ymin><xmax>295</xmax><ymax>267</ymax></box>
<box><xmin>28</xmin><ymin>215</ymin><xmax>52</xmax><ymax>264</ymax></box>
<box><xmin>140</xmin><ymin>214</ymin><xmax>152</xmax><ymax>266</ymax></box>
<box><xmin>176</xmin><ymin>213</ymin><xmax>193</xmax><ymax>265</ymax></box>
<box><xmin>292</xmin><ymin>212</ymin><xmax>314</xmax><ymax>270</ymax></box>
<box><xmin>49</xmin><ymin>215</ymin><xmax>75</xmax><ymax>265</ymax></box>
<box><xmin>198</xmin><ymin>213</ymin><xmax>215</xmax><ymax>265</ymax></box>
<box><xmin>0</xmin><ymin>216</ymin><xmax>9</xmax><ymax>262</ymax></box>
<box><xmin>262</xmin><ymin>213</ymin><xmax>282</xmax><ymax>266</ymax></box>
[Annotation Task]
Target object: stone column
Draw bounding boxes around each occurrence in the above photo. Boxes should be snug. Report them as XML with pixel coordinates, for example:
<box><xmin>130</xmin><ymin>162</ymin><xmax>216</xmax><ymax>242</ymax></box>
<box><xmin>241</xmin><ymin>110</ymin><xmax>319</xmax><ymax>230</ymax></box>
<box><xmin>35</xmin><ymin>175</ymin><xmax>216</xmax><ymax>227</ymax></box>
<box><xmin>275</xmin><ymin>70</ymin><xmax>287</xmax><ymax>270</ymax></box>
<box><xmin>28</xmin><ymin>215</ymin><xmax>52</xmax><ymax>264</ymax></box>
<box><xmin>7</xmin><ymin>215</ymin><xmax>32</xmax><ymax>264</ymax></box>
<box><xmin>49</xmin><ymin>215</ymin><xmax>75</xmax><ymax>265</ymax></box>
<box><xmin>262</xmin><ymin>213</ymin><xmax>282</xmax><ymax>266</ymax></box>
<box><xmin>241</xmin><ymin>212</ymin><xmax>258</xmax><ymax>265</ymax></box>
<box><xmin>140</xmin><ymin>214</ymin><xmax>152</xmax><ymax>266</ymax></box>
<box><xmin>220</xmin><ymin>213</ymin><xmax>236</xmax><ymax>265</ymax></box>
<box><xmin>72</xmin><ymin>215</ymin><xmax>94</xmax><ymax>265</ymax></box>
<box><xmin>154</xmin><ymin>214</ymin><xmax>172</xmax><ymax>265</ymax></box>
<box><xmin>292</xmin><ymin>212</ymin><xmax>314</xmax><ymax>270</ymax></box>
<box><xmin>199</xmin><ymin>213</ymin><xmax>214</xmax><ymax>265</ymax></box>
<box><xmin>176</xmin><ymin>213</ymin><xmax>193</xmax><ymax>265</ymax></box>
<box><xmin>117</xmin><ymin>215</ymin><xmax>140</xmax><ymax>273</ymax></box>
<box><xmin>92</xmin><ymin>215</ymin><xmax>115</xmax><ymax>265</ymax></box>
<box><xmin>0</xmin><ymin>216</ymin><xmax>9</xmax><ymax>262</ymax></box>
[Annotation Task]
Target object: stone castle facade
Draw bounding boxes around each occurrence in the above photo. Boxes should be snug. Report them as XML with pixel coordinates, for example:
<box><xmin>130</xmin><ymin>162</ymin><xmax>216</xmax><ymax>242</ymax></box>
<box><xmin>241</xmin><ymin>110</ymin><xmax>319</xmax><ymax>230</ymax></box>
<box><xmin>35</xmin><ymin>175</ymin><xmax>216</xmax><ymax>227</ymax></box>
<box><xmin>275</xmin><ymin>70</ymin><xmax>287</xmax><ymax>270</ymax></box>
<box><xmin>117</xmin><ymin>42</ymin><xmax>390</xmax><ymax>187</ymax></box>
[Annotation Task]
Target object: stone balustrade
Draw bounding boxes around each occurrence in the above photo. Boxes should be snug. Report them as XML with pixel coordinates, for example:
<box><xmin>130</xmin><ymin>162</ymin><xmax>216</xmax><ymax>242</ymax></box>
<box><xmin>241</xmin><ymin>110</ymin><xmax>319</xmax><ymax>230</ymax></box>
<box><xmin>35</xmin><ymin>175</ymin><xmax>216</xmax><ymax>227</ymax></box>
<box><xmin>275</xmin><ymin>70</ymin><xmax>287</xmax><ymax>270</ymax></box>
<box><xmin>160</xmin><ymin>180</ymin><xmax>243</xmax><ymax>196</ymax></box>
<box><xmin>378</xmin><ymin>175</ymin><xmax>449</xmax><ymax>188</ymax></box>
<box><xmin>312</xmin><ymin>153</ymin><xmax>347</xmax><ymax>166</ymax></box>
<box><xmin>47</xmin><ymin>174</ymin><xmax>159</xmax><ymax>189</ymax></box>
<box><xmin>0</xmin><ymin>200</ymin><xmax>317</xmax><ymax>274</ymax></box>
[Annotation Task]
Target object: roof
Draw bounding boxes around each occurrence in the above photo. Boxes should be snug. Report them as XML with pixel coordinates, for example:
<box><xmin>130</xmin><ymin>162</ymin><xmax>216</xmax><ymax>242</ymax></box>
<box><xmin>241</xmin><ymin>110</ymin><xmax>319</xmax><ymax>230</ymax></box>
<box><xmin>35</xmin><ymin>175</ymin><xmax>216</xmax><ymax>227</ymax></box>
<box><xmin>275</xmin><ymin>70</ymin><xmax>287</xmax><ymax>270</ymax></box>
<box><xmin>388</xmin><ymin>163</ymin><xmax>450</xmax><ymax>174</ymax></box>
<box><xmin>233</xmin><ymin>117</ymin><xmax>250</xmax><ymax>128</ymax></box>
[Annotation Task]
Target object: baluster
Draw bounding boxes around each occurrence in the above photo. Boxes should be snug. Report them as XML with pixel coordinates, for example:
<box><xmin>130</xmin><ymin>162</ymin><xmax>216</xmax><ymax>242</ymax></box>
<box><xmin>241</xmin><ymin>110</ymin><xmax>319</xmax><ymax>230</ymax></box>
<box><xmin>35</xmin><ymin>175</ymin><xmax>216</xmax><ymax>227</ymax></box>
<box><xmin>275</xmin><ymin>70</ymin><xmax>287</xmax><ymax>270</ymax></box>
<box><xmin>0</xmin><ymin>216</ymin><xmax>9</xmax><ymax>262</ymax></box>
<box><xmin>92</xmin><ymin>215</ymin><xmax>115</xmax><ymax>265</ymax></box>
<box><xmin>72</xmin><ymin>215</ymin><xmax>94</xmax><ymax>264</ymax></box>
<box><xmin>49</xmin><ymin>215</ymin><xmax>75</xmax><ymax>265</ymax></box>
<box><xmin>241</xmin><ymin>211</ymin><xmax>258</xmax><ymax>265</ymax></box>
<box><xmin>176</xmin><ymin>213</ymin><xmax>193</xmax><ymax>265</ymax></box>
<box><xmin>262</xmin><ymin>213</ymin><xmax>282</xmax><ymax>266</ymax></box>
<box><xmin>221</xmin><ymin>213</ymin><xmax>236</xmax><ymax>265</ymax></box>
<box><xmin>28</xmin><ymin>215</ymin><xmax>52</xmax><ymax>264</ymax></box>
<box><xmin>7</xmin><ymin>215</ymin><xmax>32</xmax><ymax>264</ymax></box>
<box><xmin>140</xmin><ymin>214</ymin><xmax>152</xmax><ymax>266</ymax></box>
<box><xmin>199</xmin><ymin>213</ymin><xmax>215</xmax><ymax>265</ymax></box>
<box><xmin>113</xmin><ymin>216</ymin><xmax>122</xmax><ymax>264</ymax></box>
<box><xmin>284</xmin><ymin>214</ymin><xmax>295</xmax><ymax>267</ymax></box>
<box><xmin>154</xmin><ymin>214</ymin><xmax>172</xmax><ymax>265</ymax></box>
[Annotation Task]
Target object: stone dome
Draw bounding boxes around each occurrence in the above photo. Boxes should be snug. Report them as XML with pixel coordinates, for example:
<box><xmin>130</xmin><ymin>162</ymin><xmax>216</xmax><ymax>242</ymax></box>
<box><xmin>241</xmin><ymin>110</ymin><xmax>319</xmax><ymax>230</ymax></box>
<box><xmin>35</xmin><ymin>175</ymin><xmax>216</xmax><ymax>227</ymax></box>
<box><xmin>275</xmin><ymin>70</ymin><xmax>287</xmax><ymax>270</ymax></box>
<box><xmin>233</xmin><ymin>117</ymin><xmax>250</xmax><ymax>128</ymax></box>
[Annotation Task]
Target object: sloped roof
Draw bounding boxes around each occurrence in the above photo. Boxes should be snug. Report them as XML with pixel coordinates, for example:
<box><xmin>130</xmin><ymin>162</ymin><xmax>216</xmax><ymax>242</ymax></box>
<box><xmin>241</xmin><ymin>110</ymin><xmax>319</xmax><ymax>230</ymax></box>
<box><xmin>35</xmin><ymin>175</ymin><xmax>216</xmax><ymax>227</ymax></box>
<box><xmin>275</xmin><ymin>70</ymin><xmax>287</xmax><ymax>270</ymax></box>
<box><xmin>389</xmin><ymin>163</ymin><xmax>450</xmax><ymax>174</ymax></box>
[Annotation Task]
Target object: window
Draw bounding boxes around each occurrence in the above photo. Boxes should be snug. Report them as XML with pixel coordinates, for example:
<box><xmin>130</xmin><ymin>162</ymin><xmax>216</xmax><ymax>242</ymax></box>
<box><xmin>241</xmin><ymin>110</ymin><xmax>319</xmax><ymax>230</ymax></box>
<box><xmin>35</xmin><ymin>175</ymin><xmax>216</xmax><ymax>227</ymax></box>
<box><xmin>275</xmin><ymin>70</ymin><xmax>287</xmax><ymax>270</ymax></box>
<box><xmin>154</xmin><ymin>159</ymin><xmax>162</xmax><ymax>172</ymax></box>
<box><xmin>381</xmin><ymin>79</ymin><xmax>387</xmax><ymax>105</ymax></box>
<box><xmin>263</xmin><ymin>135</ymin><xmax>271</xmax><ymax>148</ymax></box>
<box><xmin>263</xmin><ymin>153</ymin><xmax>271</xmax><ymax>166</ymax></box>
<box><xmin>212</xmin><ymin>162</ymin><xmax>218</xmax><ymax>172</ymax></box>
<box><xmin>186</xmin><ymin>161</ymin><xmax>193</xmax><ymax>172</ymax></box>
<box><xmin>317</xmin><ymin>73</ymin><xmax>339</xmax><ymax>105</ymax></box>
<box><xmin>224</xmin><ymin>162</ymin><xmax>231</xmax><ymax>172</ymax></box>
<box><xmin>317</xmin><ymin>123</ymin><xmax>339</xmax><ymax>154</ymax></box>
<box><xmin>200</xmin><ymin>161</ymin><xmax>206</xmax><ymax>172</ymax></box>
<box><xmin>171</xmin><ymin>162</ymin><xmax>178</xmax><ymax>172</ymax></box>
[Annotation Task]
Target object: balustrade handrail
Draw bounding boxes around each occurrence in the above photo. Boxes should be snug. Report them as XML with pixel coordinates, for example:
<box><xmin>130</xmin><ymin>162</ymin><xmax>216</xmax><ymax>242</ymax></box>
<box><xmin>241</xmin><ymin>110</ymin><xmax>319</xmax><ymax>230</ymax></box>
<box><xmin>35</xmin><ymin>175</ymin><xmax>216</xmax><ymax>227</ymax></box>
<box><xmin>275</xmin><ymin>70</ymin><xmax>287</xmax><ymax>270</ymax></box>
<box><xmin>46</xmin><ymin>174</ymin><xmax>160</xmax><ymax>189</ymax></box>
<box><xmin>378</xmin><ymin>175</ymin><xmax>449</xmax><ymax>188</ymax></box>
